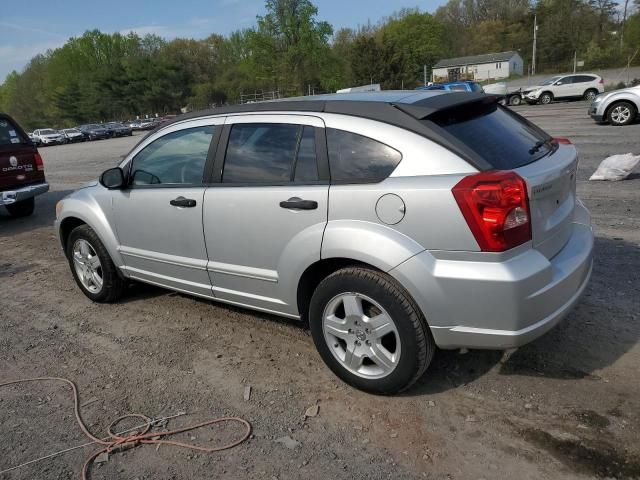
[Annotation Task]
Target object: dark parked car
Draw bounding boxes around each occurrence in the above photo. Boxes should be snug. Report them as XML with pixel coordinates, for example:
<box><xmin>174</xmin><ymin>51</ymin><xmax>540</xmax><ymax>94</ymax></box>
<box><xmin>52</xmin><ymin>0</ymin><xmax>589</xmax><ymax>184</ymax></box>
<box><xmin>102</xmin><ymin>122</ymin><xmax>132</xmax><ymax>138</ymax></box>
<box><xmin>0</xmin><ymin>113</ymin><xmax>49</xmax><ymax>217</ymax></box>
<box><xmin>77</xmin><ymin>124</ymin><xmax>109</xmax><ymax>141</ymax></box>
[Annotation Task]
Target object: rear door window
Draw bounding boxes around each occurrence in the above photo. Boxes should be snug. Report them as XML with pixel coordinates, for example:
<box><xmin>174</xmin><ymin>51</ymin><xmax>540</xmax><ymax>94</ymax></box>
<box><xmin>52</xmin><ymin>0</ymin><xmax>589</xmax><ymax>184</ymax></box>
<box><xmin>0</xmin><ymin>118</ymin><xmax>28</xmax><ymax>147</ymax></box>
<box><xmin>327</xmin><ymin>129</ymin><xmax>402</xmax><ymax>183</ymax></box>
<box><xmin>222</xmin><ymin>123</ymin><xmax>319</xmax><ymax>184</ymax></box>
<box><xmin>430</xmin><ymin>103</ymin><xmax>553</xmax><ymax>169</ymax></box>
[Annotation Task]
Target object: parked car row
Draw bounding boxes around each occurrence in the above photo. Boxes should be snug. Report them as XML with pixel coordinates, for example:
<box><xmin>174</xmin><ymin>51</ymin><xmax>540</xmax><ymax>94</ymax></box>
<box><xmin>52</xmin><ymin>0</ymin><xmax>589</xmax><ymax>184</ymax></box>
<box><xmin>29</xmin><ymin>122</ymin><xmax>133</xmax><ymax>146</ymax></box>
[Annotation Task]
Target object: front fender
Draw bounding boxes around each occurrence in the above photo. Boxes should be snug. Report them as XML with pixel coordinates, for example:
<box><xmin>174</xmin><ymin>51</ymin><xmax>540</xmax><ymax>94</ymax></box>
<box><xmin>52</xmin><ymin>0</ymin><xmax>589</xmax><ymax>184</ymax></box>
<box><xmin>321</xmin><ymin>220</ymin><xmax>425</xmax><ymax>272</ymax></box>
<box><xmin>603</xmin><ymin>92</ymin><xmax>640</xmax><ymax>114</ymax></box>
<box><xmin>56</xmin><ymin>188</ymin><xmax>123</xmax><ymax>269</ymax></box>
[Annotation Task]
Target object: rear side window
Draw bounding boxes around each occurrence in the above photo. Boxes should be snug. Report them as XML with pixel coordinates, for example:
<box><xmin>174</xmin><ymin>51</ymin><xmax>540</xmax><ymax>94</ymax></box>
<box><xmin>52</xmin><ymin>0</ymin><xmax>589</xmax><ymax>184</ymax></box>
<box><xmin>223</xmin><ymin>123</ymin><xmax>318</xmax><ymax>184</ymax></box>
<box><xmin>431</xmin><ymin>103</ymin><xmax>552</xmax><ymax>169</ymax></box>
<box><xmin>327</xmin><ymin>129</ymin><xmax>402</xmax><ymax>183</ymax></box>
<box><xmin>0</xmin><ymin>118</ymin><xmax>28</xmax><ymax>147</ymax></box>
<box><xmin>574</xmin><ymin>75</ymin><xmax>595</xmax><ymax>83</ymax></box>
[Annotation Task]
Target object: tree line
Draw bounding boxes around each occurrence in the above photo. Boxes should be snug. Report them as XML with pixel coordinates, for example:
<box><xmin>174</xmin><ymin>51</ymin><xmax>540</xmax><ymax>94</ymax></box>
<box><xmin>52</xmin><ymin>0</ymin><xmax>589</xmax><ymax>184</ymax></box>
<box><xmin>2</xmin><ymin>0</ymin><xmax>639</xmax><ymax>129</ymax></box>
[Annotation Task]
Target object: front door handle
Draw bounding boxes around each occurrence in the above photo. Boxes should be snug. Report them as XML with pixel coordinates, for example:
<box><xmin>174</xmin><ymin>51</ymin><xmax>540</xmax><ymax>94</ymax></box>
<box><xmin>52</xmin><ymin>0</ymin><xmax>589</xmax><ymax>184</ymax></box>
<box><xmin>170</xmin><ymin>196</ymin><xmax>197</xmax><ymax>208</ymax></box>
<box><xmin>279</xmin><ymin>197</ymin><xmax>318</xmax><ymax>210</ymax></box>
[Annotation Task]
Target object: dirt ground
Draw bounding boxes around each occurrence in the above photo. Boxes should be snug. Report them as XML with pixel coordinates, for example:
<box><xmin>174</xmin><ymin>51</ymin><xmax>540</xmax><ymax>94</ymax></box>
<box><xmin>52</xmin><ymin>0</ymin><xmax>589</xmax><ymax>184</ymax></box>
<box><xmin>1</xmin><ymin>103</ymin><xmax>639</xmax><ymax>480</ymax></box>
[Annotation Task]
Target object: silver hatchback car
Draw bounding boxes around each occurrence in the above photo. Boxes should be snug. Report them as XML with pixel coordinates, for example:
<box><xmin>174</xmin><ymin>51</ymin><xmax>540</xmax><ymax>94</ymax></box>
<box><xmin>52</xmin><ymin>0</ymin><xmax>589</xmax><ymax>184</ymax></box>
<box><xmin>55</xmin><ymin>91</ymin><xmax>593</xmax><ymax>393</ymax></box>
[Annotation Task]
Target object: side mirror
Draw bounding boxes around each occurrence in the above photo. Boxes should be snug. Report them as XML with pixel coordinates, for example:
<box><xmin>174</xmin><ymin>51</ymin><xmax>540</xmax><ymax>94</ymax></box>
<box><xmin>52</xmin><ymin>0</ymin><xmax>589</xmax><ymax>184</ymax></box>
<box><xmin>555</xmin><ymin>81</ymin><xmax>563</xmax><ymax>85</ymax></box>
<box><xmin>99</xmin><ymin>167</ymin><xmax>125</xmax><ymax>189</ymax></box>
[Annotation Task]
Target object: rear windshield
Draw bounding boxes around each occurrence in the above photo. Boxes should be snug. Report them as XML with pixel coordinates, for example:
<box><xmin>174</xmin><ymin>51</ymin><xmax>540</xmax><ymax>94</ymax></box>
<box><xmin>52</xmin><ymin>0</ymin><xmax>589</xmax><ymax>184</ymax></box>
<box><xmin>430</xmin><ymin>103</ymin><xmax>553</xmax><ymax>169</ymax></box>
<box><xmin>0</xmin><ymin>118</ymin><xmax>28</xmax><ymax>147</ymax></box>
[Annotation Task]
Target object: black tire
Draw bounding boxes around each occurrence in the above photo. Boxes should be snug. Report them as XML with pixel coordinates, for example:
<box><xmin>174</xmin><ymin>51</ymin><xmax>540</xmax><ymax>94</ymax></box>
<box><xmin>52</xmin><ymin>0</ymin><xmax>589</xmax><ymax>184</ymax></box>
<box><xmin>539</xmin><ymin>92</ymin><xmax>553</xmax><ymax>105</ymax></box>
<box><xmin>6</xmin><ymin>197</ymin><xmax>34</xmax><ymax>217</ymax></box>
<box><xmin>66</xmin><ymin>224</ymin><xmax>127</xmax><ymax>303</ymax></box>
<box><xmin>309</xmin><ymin>266</ymin><xmax>435</xmax><ymax>394</ymax></box>
<box><xmin>607</xmin><ymin>101</ymin><xmax>636</xmax><ymax>126</ymax></box>
<box><xmin>509</xmin><ymin>95</ymin><xmax>522</xmax><ymax>106</ymax></box>
<box><xmin>583</xmin><ymin>89</ymin><xmax>598</xmax><ymax>102</ymax></box>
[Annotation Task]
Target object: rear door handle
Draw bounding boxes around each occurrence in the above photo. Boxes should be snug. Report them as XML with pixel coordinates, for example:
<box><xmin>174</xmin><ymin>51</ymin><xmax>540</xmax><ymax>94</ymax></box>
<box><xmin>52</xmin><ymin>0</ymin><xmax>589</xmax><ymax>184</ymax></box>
<box><xmin>279</xmin><ymin>197</ymin><xmax>318</xmax><ymax>210</ymax></box>
<box><xmin>170</xmin><ymin>196</ymin><xmax>197</xmax><ymax>208</ymax></box>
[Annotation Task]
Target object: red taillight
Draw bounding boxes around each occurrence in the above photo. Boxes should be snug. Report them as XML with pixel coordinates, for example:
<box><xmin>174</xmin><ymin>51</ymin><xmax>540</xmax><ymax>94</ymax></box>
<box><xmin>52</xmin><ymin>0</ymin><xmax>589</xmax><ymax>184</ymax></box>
<box><xmin>552</xmin><ymin>137</ymin><xmax>572</xmax><ymax>144</ymax></box>
<box><xmin>452</xmin><ymin>171</ymin><xmax>531</xmax><ymax>252</ymax></box>
<box><xmin>34</xmin><ymin>152</ymin><xmax>44</xmax><ymax>171</ymax></box>
<box><xmin>599</xmin><ymin>78</ymin><xmax>604</xmax><ymax>84</ymax></box>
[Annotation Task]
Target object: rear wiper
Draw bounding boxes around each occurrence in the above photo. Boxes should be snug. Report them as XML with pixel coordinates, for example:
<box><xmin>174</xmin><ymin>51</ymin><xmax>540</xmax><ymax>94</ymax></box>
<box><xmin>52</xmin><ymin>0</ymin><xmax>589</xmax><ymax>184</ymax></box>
<box><xmin>528</xmin><ymin>140</ymin><xmax>546</xmax><ymax>155</ymax></box>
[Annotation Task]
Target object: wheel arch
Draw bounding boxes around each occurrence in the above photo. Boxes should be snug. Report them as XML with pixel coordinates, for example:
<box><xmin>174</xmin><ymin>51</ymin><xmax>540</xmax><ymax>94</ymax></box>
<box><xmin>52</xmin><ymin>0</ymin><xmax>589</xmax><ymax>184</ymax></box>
<box><xmin>540</xmin><ymin>90</ymin><xmax>554</xmax><ymax>101</ymax></box>
<box><xmin>296</xmin><ymin>220</ymin><xmax>427</xmax><ymax>322</ymax></box>
<box><xmin>296</xmin><ymin>258</ymin><xmax>379</xmax><ymax>323</ymax></box>
<box><xmin>56</xmin><ymin>194</ymin><xmax>124</xmax><ymax>270</ymax></box>
<box><xmin>604</xmin><ymin>99</ymin><xmax>638</xmax><ymax>122</ymax></box>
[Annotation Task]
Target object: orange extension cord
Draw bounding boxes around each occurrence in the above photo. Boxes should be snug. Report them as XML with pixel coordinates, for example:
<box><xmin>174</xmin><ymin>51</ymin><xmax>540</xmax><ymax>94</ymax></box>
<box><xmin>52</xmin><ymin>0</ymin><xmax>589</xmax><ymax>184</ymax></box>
<box><xmin>0</xmin><ymin>377</ymin><xmax>252</xmax><ymax>480</ymax></box>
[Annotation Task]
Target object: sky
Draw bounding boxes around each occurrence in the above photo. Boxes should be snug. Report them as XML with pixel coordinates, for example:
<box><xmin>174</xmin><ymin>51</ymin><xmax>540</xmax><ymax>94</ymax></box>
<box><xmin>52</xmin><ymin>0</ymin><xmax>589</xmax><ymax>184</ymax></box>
<box><xmin>0</xmin><ymin>0</ymin><xmax>447</xmax><ymax>81</ymax></box>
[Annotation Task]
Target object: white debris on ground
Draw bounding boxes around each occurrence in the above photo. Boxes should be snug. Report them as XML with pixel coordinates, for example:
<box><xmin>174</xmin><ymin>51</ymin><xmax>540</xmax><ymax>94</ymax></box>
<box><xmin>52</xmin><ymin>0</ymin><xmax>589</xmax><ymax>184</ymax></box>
<box><xmin>589</xmin><ymin>153</ymin><xmax>640</xmax><ymax>181</ymax></box>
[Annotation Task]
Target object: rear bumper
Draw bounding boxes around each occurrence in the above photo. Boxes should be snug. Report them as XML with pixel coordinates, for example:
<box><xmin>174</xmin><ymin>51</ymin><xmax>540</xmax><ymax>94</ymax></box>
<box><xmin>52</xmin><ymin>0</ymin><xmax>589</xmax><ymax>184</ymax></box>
<box><xmin>0</xmin><ymin>182</ymin><xmax>49</xmax><ymax>205</ymax></box>
<box><xmin>391</xmin><ymin>204</ymin><xmax>594</xmax><ymax>350</ymax></box>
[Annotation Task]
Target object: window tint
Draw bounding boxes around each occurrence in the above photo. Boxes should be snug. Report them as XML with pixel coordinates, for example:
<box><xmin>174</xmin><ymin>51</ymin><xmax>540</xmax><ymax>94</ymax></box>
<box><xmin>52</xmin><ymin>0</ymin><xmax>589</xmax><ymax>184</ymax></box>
<box><xmin>0</xmin><ymin>118</ymin><xmax>28</xmax><ymax>147</ymax></box>
<box><xmin>431</xmin><ymin>103</ymin><xmax>552</xmax><ymax>169</ymax></box>
<box><xmin>223</xmin><ymin>123</ymin><xmax>300</xmax><ymax>183</ymax></box>
<box><xmin>293</xmin><ymin>126</ymin><xmax>318</xmax><ymax>182</ymax></box>
<box><xmin>130</xmin><ymin>125</ymin><xmax>214</xmax><ymax>186</ymax></box>
<box><xmin>574</xmin><ymin>75</ymin><xmax>595</xmax><ymax>83</ymax></box>
<box><xmin>327</xmin><ymin>129</ymin><xmax>402</xmax><ymax>183</ymax></box>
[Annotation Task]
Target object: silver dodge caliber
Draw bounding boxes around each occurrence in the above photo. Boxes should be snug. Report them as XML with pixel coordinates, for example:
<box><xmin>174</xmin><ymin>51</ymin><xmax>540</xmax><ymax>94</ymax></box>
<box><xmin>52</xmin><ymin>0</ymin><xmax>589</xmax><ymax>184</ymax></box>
<box><xmin>55</xmin><ymin>91</ymin><xmax>594</xmax><ymax>393</ymax></box>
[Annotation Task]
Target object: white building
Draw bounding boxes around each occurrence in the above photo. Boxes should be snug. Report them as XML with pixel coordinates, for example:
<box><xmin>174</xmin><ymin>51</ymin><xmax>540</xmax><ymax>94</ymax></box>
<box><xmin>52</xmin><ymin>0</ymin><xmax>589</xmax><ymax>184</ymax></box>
<box><xmin>432</xmin><ymin>51</ymin><xmax>524</xmax><ymax>82</ymax></box>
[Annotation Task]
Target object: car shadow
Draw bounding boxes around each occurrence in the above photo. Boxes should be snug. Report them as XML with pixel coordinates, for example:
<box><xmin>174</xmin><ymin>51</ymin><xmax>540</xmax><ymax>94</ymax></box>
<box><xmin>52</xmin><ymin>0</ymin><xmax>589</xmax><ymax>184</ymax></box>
<box><xmin>0</xmin><ymin>189</ymin><xmax>73</xmax><ymax>238</ymax></box>
<box><xmin>405</xmin><ymin>235</ymin><xmax>640</xmax><ymax>395</ymax></box>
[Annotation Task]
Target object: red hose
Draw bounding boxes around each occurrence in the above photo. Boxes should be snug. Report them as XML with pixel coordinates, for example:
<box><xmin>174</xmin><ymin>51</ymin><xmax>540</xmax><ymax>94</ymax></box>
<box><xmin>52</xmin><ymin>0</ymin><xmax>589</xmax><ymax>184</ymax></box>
<box><xmin>0</xmin><ymin>377</ymin><xmax>252</xmax><ymax>479</ymax></box>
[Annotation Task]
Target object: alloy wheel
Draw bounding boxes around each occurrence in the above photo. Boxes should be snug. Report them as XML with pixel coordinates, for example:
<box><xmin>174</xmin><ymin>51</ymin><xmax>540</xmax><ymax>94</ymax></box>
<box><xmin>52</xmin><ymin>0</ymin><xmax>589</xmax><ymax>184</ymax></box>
<box><xmin>611</xmin><ymin>105</ymin><xmax>631</xmax><ymax>125</ymax></box>
<box><xmin>322</xmin><ymin>293</ymin><xmax>401</xmax><ymax>379</ymax></box>
<box><xmin>72</xmin><ymin>239</ymin><xmax>103</xmax><ymax>294</ymax></box>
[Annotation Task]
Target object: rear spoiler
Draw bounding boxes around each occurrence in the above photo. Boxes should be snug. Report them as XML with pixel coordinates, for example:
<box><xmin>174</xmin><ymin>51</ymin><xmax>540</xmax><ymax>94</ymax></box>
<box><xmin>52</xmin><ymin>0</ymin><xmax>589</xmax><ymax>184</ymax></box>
<box><xmin>392</xmin><ymin>92</ymin><xmax>502</xmax><ymax>120</ymax></box>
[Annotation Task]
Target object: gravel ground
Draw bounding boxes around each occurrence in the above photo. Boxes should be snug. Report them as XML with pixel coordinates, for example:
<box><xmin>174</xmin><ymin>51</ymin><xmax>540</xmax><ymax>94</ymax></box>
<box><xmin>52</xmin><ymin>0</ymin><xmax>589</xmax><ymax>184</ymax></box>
<box><xmin>1</xmin><ymin>104</ymin><xmax>639</xmax><ymax>480</ymax></box>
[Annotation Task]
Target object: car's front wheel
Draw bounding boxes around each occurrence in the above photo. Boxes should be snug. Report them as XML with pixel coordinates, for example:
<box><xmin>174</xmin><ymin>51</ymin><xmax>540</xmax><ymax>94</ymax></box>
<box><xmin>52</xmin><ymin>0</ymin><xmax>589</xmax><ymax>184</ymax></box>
<box><xmin>66</xmin><ymin>225</ymin><xmax>126</xmax><ymax>302</ymax></box>
<box><xmin>5</xmin><ymin>197</ymin><xmax>34</xmax><ymax>217</ymax></box>
<box><xmin>539</xmin><ymin>92</ymin><xmax>553</xmax><ymax>104</ymax></box>
<box><xmin>309</xmin><ymin>267</ymin><xmax>434</xmax><ymax>394</ymax></box>
<box><xmin>608</xmin><ymin>101</ymin><xmax>636</xmax><ymax>126</ymax></box>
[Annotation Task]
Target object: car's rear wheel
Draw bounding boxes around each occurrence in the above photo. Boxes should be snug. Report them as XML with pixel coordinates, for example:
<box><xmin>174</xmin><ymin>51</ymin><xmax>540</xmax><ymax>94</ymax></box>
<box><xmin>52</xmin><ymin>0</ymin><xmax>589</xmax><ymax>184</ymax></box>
<box><xmin>66</xmin><ymin>225</ymin><xmax>126</xmax><ymax>303</ymax></box>
<box><xmin>309</xmin><ymin>266</ymin><xmax>434</xmax><ymax>394</ymax></box>
<box><xmin>583</xmin><ymin>89</ymin><xmax>598</xmax><ymax>101</ymax></box>
<box><xmin>607</xmin><ymin>101</ymin><xmax>636</xmax><ymax>126</ymax></box>
<box><xmin>539</xmin><ymin>92</ymin><xmax>553</xmax><ymax>104</ymax></box>
<box><xmin>5</xmin><ymin>197</ymin><xmax>34</xmax><ymax>217</ymax></box>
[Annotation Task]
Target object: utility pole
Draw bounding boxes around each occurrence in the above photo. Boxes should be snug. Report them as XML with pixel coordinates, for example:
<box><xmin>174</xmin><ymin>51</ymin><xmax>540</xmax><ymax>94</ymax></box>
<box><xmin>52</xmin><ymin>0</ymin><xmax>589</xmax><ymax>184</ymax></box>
<box><xmin>573</xmin><ymin>51</ymin><xmax>577</xmax><ymax>73</ymax></box>
<box><xmin>532</xmin><ymin>14</ymin><xmax>538</xmax><ymax>76</ymax></box>
<box><xmin>424</xmin><ymin>65</ymin><xmax>427</xmax><ymax>86</ymax></box>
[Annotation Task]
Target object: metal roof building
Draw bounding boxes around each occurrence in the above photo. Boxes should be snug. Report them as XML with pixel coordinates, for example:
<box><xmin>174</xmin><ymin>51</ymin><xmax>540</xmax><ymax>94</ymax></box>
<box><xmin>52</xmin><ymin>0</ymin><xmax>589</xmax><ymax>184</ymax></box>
<box><xmin>433</xmin><ymin>51</ymin><xmax>523</xmax><ymax>82</ymax></box>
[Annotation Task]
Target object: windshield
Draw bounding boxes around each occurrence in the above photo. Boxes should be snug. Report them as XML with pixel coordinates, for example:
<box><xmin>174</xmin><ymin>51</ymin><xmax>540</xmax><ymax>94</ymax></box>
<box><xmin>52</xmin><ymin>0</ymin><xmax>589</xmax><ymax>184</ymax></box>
<box><xmin>541</xmin><ymin>76</ymin><xmax>562</xmax><ymax>86</ymax></box>
<box><xmin>41</xmin><ymin>129</ymin><xmax>57</xmax><ymax>134</ymax></box>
